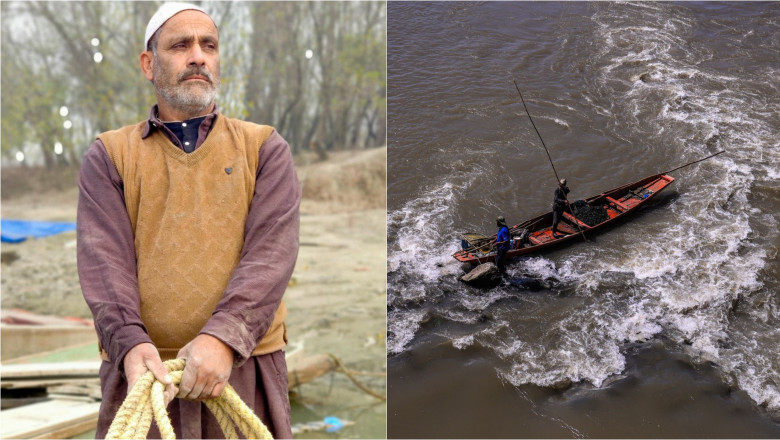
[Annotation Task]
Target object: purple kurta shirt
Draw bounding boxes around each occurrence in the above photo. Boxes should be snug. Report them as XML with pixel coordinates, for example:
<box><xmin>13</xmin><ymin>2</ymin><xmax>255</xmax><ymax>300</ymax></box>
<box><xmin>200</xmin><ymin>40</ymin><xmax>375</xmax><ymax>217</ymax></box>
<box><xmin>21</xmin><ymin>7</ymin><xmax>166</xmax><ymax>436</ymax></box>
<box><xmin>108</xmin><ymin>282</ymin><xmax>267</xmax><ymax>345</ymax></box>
<box><xmin>77</xmin><ymin>106</ymin><xmax>299</xmax><ymax>438</ymax></box>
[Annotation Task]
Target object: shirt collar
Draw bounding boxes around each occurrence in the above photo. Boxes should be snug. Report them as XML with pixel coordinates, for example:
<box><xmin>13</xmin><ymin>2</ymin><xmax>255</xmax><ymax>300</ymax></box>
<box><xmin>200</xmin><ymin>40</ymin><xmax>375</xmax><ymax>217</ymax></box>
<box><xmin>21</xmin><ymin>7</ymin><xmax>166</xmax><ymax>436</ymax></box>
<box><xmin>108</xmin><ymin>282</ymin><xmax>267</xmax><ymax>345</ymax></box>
<box><xmin>141</xmin><ymin>104</ymin><xmax>219</xmax><ymax>139</ymax></box>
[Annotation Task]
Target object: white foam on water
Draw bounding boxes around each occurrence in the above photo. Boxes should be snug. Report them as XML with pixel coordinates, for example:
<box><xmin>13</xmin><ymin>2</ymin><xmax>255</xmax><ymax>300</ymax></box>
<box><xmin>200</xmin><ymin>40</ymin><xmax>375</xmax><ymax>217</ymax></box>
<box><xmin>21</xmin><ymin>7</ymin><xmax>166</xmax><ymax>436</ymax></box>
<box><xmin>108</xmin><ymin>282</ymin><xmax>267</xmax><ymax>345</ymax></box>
<box><xmin>437</xmin><ymin>307</ymin><xmax>482</xmax><ymax>325</ymax></box>
<box><xmin>387</xmin><ymin>308</ymin><xmax>428</xmax><ymax>355</ymax></box>
<box><xmin>444</xmin><ymin>321</ymin><xmax>509</xmax><ymax>351</ymax></box>
<box><xmin>451</xmin><ymin>333</ymin><xmax>474</xmax><ymax>350</ymax></box>
<box><xmin>389</xmin><ymin>282</ymin><xmax>428</xmax><ymax>305</ymax></box>
<box><xmin>496</xmin><ymin>323</ymin><xmax>628</xmax><ymax>388</ymax></box>
<box><xmin>565</xmin><ymin>1</ymin><xmax>780</xmax><ymax>413</ymax></box>
<box><xmin>605</xmin><ymin>297</ymin><xmax>664</xmax><ymax>343</ymax></box>
<box><xmin>387</xmin><ymin>174</ymin><xmax>486</xmax><ymax>354</ymax></box>
<box><xmin>547</xmin><ymin>101</ymin><xmax>580</xmax><ymax>114</ymax></box>
<box><xmin>763</xmin><ymin>164</ymin><xmax>780</xmax><ymax>180</ymax></box>
<box><xmin>537</xmin><ymin>114</ymin><xmax>571</xmax><ymax>130</ymax></box>
<box><xmin>482</xmin><ymin>2</ymin><xmax>780</xmax><ymax>409</ymax></box>
<box><xmin>552</xmin><ymin>118</ymin><xmax>570</xmax><ymax>129</ymax></box>
<box><xmin>388</xmin><ymin>1</ymin><xmax>780</xmax><ymax>416</ymax></box>
<box><xmin>720</xmin><ymin>325</ymin><xmax>780</xmax><ymax>413</ymax></box>
<box><xmin>517</xmin><ymin>257</ymin><xmax>564</xmax><ymax>280</ymax></box>
<box><xmin>388</xmin><ymin>181</ymin><xmax>461</xmax><ymax>282</ymax></box>
<box><xmin>457</xmin><ymin>288</ymin><xmax>513</xmax><ymax>312</ymax></box>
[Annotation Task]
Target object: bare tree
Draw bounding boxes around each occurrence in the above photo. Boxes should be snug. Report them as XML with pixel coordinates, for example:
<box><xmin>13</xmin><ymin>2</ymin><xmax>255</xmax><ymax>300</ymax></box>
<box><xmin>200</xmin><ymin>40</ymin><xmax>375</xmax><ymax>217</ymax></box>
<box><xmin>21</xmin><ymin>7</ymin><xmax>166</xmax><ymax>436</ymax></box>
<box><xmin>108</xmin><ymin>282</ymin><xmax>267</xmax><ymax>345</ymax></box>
<box><xmin>1</xmin><ymin>1</ymin><xmax>386</xmax><ymax>167</ymax></box>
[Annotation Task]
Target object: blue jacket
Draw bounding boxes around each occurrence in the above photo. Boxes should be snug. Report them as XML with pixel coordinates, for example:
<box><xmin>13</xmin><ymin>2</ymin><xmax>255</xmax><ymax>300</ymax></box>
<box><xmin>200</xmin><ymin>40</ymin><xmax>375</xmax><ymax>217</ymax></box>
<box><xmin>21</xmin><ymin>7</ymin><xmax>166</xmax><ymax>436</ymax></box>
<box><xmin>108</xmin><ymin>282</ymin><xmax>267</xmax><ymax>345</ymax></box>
<box><xmin>497</xmin><ymin>226</ymin><xmax>510</xmax><ymax>251</ymax></box>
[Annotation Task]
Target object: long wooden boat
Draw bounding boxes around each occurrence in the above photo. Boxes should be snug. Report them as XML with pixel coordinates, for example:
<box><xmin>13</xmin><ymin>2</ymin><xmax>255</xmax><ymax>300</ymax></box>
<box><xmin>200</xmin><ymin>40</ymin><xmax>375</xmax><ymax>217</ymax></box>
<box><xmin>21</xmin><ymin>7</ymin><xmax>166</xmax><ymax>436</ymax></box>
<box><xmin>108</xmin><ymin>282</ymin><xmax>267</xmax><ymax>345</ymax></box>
<box><xmin>453</xmin><ymin>173</ymin><xmax>675</xmax><ymax>264</ymax></box>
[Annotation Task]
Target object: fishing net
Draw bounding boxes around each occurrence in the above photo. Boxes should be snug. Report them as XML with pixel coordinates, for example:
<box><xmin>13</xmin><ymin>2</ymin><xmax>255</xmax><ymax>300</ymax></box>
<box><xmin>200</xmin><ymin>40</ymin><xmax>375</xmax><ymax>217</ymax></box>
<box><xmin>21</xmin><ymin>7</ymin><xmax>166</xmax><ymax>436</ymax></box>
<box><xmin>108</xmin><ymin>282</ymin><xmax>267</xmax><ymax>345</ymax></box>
<box><xmin>571</xmin><ymin>200</ymin><xmax>609</xmax><ymax>226</ymax></box>
<box><xmin>461</xmin><ymin>232</ymin><xmax>490</xmax><ymax>249</ymax></box>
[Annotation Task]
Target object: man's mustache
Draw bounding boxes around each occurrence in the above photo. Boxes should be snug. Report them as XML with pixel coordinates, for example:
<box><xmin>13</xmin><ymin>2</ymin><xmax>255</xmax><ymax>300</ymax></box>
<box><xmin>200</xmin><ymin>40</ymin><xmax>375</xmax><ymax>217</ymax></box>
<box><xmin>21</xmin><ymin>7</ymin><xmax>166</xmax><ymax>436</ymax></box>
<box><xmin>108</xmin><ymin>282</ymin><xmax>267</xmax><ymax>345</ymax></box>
<box><xmin>177</xmin><ymin>67</ymin><xmax>216</xmax><ymax>85</ymax></box>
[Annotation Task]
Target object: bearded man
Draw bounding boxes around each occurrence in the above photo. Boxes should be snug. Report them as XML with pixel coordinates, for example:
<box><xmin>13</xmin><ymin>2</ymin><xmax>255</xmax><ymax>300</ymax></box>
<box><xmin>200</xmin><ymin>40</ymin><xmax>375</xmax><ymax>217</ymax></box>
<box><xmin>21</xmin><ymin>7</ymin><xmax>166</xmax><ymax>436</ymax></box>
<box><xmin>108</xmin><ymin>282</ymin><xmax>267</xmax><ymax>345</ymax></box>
<box><xmin>77</xmin><ymin>3</ymin><xmax>299</xmax><ymax>438</ymax></box>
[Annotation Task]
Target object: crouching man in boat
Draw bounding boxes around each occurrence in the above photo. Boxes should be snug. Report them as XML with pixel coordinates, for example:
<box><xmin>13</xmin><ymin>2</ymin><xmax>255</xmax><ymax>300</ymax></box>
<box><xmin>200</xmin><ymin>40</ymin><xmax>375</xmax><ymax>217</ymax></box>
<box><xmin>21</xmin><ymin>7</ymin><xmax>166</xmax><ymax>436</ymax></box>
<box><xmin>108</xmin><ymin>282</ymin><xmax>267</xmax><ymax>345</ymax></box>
<box><xmin>495</xmin><ymin>216</ymin><xmax>511</xmax><ymax>274</ymax></box>
<box><xmin>551</xmin><ymin>178</ymin><xmax>570</xmax><ymax>238</ymax></box>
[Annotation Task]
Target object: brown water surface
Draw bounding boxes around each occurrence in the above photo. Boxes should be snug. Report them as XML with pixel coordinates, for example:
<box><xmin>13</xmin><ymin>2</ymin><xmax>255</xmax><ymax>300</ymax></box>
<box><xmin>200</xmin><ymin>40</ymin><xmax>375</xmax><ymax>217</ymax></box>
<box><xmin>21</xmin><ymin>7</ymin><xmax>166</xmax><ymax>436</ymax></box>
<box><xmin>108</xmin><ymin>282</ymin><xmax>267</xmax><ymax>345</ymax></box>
<box><xmin>387</xmin><ymin>1</ymin><xmax>780</xmax><ymax>437</ymax></box>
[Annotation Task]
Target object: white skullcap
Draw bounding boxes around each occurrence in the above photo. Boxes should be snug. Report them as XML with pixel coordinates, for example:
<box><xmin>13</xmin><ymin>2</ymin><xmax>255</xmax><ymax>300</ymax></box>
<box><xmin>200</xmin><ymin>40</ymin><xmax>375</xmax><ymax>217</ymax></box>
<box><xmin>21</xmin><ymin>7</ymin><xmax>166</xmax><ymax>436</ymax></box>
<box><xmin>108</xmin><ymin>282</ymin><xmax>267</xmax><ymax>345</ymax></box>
<box><xmin>144</xmin><ymin>2</ymin><xmax>214</xmax><ymax>50</ymax></box>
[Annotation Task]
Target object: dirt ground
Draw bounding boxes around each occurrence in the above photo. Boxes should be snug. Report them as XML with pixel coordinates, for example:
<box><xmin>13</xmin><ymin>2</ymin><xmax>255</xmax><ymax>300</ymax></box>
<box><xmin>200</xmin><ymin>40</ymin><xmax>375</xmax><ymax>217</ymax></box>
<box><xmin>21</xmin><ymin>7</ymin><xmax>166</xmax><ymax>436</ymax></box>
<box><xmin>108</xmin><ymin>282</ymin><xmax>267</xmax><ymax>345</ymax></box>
<box><xmin>0</xmin><ymin>147</ymin><xmax>387</xmax><ymax>438</ymax></box>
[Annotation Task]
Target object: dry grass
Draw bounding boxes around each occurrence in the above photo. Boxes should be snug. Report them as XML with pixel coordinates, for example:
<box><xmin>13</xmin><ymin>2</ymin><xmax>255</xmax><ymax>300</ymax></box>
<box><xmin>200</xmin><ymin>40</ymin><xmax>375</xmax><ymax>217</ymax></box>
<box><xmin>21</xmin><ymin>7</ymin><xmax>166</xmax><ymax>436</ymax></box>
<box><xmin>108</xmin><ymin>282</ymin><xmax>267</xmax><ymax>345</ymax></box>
<box><xmin>1</xmin><ymin>166</ymin><xmax>79</xmax><ymax>202</ymax></box>
<box><xmin>296</xmin><ymin>146</ymin><xmax>386</xmax><ymax>214</ymax></box>
<box><xmin>0</xmin><ymin>147</ymin><xmax>386</xmax><ymax>318</ymax></box>
<box><xmin>1</xmin><ymin>147</ymin><xmax>387</xmax><ymax>215</ymax></box>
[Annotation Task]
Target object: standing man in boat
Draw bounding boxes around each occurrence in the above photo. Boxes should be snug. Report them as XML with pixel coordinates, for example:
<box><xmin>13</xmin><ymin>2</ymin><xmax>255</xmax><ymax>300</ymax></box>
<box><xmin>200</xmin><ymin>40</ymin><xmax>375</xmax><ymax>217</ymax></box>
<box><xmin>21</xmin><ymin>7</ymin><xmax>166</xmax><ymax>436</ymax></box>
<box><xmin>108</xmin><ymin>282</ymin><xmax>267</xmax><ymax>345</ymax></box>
<box><xmin>495</xmin><ymin>216</ymin><xmax>511</xmax><ymax>274</ymax></box>
<box><xmin>77</xmin><ymin>3</ymin><xmax>299</xmax><ymax>438</ymax></box>
<box><xmin>551</xmin><ymin>178</ymin><xmax>570</xmax><ymax>238</ymax></box>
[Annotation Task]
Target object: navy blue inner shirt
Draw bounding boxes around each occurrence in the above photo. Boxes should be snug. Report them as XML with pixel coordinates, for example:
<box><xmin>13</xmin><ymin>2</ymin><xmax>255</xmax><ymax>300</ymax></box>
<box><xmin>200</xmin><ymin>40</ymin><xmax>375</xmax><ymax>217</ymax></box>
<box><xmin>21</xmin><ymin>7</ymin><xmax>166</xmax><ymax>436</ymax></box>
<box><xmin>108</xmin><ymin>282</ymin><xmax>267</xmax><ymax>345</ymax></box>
<box><xmin>163</xmin><ymin>116</ymin><xmax>207</xmax><ymax>153</ymax></box>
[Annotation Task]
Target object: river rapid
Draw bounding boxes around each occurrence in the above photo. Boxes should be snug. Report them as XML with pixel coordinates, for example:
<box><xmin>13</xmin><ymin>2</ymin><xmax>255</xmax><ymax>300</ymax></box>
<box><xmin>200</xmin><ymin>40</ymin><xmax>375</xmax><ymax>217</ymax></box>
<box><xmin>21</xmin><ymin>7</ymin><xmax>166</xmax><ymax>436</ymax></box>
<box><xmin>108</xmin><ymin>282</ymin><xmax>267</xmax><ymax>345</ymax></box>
<box><xmin>386</xmin><ymin>2</ymin><xmax>779</xmax><ymax>437</ymax></box>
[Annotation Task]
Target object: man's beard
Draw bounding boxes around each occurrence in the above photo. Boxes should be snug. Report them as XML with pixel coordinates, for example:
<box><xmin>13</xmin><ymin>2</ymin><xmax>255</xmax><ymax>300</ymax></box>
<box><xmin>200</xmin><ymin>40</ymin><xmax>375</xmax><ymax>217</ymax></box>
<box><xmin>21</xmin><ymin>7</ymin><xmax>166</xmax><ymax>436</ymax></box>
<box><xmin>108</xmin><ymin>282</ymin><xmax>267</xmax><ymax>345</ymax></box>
<box><xmin>153</xmin><ymin>57</ymin><xmax>219</xmax><ymax>117</ymax></box>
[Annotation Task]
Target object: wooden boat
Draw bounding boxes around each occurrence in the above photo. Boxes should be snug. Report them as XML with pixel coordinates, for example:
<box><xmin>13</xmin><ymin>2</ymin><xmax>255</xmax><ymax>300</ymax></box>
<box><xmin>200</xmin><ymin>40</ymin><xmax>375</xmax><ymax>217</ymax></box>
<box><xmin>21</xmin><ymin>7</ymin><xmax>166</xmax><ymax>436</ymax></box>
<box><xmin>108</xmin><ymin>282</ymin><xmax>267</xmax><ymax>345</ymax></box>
<box><xmin>453</xmin><ymin>173</ymin><xmax>675</xmax><ymax>264</ymax></box>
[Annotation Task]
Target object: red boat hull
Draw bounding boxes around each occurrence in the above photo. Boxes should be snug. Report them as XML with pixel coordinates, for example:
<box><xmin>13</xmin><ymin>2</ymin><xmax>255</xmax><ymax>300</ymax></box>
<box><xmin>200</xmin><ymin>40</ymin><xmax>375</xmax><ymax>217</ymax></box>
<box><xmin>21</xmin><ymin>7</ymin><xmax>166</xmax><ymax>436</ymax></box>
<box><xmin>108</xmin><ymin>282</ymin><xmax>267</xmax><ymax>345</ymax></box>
<box><xmin>453</xmin><ymin>174</ymin><xmax>675</xmax><ymax>264</ymax></box>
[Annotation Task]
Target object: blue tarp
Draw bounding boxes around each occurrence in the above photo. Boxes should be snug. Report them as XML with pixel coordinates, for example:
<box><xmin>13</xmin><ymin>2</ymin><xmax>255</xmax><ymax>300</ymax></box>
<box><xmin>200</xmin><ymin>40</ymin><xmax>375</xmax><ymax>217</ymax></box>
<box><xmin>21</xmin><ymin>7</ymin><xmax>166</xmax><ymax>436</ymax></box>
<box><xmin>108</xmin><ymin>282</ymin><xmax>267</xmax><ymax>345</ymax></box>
<box><xmin>1</xmin><ymin>219</ymin><xmax>77</xmax><ymax>243</ymax></box>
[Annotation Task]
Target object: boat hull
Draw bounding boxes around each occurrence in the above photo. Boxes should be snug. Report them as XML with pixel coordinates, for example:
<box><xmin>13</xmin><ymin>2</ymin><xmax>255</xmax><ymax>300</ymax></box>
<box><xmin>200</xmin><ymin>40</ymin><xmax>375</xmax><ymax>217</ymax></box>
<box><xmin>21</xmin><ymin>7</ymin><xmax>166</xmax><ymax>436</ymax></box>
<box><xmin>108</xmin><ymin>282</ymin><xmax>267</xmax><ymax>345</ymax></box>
<box><xmin>453</xmin><ymin>174</ymin><xmax>675</xmax><ymax>264</ymax></box>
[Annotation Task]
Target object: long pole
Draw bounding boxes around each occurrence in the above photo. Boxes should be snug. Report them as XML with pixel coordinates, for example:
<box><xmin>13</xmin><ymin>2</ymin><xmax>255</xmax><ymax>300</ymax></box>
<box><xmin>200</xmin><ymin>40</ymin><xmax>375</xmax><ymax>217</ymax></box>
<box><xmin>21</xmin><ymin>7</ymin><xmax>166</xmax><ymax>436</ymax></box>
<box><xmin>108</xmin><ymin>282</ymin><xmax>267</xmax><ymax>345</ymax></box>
<box><xmin>512</xmin><ymin>79</ymin><xmax>587</xmax><ymax>241</ymax></box>
<box><xmin>662</xmin><ymin>150</ymin><xmax>725</xmax><ymax>175</ymax></box>
<box><xmin>513</xmin><ymin>79</ymin><xmax>560</xmax><ymax>183</ymax></box>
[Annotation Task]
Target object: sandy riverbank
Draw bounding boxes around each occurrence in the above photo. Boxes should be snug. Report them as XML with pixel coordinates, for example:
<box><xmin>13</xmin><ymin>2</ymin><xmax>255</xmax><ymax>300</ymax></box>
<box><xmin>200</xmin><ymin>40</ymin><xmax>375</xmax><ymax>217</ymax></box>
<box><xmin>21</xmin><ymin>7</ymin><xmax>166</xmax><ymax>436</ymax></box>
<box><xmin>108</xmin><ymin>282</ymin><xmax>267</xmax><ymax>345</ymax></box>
<box><xmin>1</xmin><ymin>147</ymin><xmax>387</xmax><ymax>438</ymax></box>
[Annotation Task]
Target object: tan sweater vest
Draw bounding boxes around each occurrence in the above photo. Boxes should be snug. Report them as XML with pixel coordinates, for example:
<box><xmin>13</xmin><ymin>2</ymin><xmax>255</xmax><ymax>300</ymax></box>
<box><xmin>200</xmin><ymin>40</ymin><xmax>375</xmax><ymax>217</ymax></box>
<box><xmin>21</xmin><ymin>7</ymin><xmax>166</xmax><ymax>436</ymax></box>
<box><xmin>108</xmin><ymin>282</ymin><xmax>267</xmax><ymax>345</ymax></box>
<box><xmin>98</xmin><ymin>115</ymin><xmax>287</xmax><ymax>361</ymax></box>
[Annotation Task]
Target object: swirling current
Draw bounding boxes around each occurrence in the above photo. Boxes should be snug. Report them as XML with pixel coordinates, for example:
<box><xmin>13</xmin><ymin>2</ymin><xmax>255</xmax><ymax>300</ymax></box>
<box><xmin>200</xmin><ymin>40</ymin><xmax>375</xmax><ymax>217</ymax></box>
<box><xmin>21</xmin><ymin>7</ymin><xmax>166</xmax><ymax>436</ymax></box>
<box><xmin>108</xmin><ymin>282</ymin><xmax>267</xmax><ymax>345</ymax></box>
<box><xmin>387</xmin><ymin>1</ymin><xmax>779</xmax><ymax>426</ymax></box>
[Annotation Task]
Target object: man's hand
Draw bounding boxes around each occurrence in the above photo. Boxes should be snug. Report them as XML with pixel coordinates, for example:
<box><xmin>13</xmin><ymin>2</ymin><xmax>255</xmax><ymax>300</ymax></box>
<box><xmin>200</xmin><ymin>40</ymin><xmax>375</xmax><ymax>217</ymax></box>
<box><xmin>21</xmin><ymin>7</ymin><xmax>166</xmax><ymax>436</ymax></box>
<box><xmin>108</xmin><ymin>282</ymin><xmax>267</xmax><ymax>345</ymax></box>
<box><xmin>124</xmin><ymin>343</ymin><xmax>177</xmax><ymax>405</ymax></box>
<box><xmin>176</xmin><ymin>334</ymin><xmax>235</xmax><ymax>401</ymax></box>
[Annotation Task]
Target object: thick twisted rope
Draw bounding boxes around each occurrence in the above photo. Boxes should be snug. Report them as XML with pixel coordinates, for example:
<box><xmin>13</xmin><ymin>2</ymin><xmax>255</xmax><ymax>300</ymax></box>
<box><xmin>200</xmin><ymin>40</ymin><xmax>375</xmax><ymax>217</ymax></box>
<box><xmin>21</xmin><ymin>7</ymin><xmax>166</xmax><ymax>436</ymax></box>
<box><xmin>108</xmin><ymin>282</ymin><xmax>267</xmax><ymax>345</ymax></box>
<box><xmin>106</xmin><ymin>358</ymin><xmax>273</xmax><ymax>439</ymax></box>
